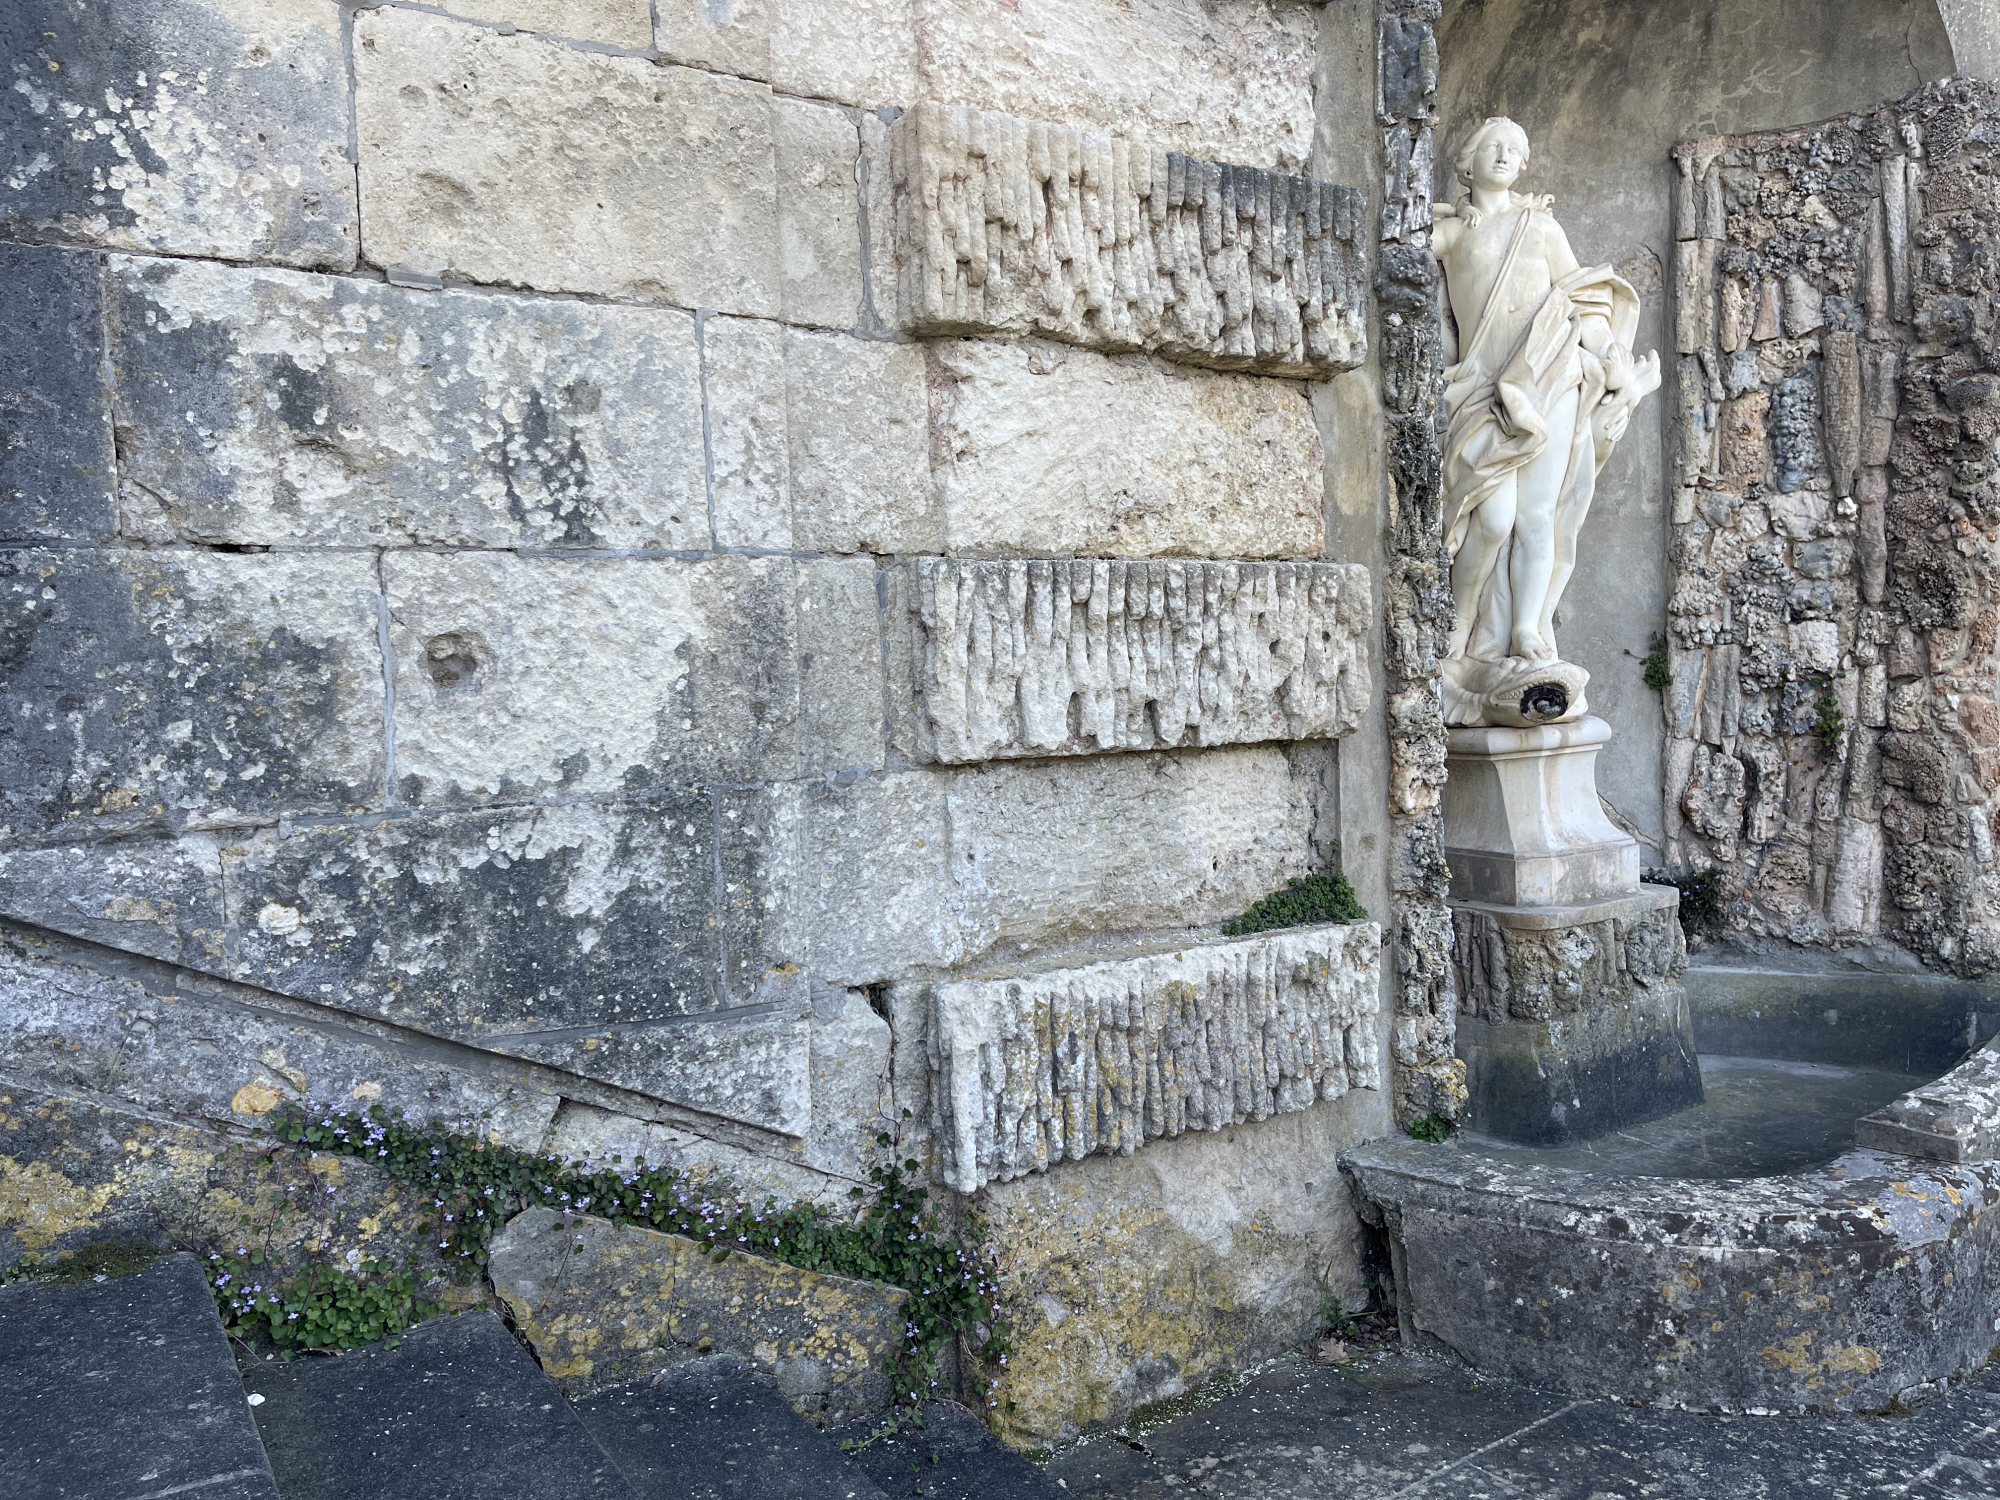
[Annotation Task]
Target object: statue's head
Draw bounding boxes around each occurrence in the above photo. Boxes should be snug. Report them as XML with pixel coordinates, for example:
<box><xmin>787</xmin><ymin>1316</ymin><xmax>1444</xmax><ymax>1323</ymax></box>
<box><xmin>1455</xmin><ymin>117</ymin><xmax>1531</xmax><ymax>193</ymax></box>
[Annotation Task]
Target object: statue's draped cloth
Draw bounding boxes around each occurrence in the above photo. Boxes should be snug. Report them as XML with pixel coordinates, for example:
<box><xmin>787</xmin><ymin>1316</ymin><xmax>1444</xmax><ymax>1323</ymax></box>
<box><xmin>1441</xmin><ymin>249</ymin><xmax>1644</xmax><ymax>668</ymax></box>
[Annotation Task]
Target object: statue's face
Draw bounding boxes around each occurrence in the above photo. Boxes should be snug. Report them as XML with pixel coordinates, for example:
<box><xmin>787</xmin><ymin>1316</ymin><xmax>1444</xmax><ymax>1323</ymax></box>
<box><xmin>1468</xmin><ymin>131</ymin><xmax>1526</xmax><ymax>192</ymax></box>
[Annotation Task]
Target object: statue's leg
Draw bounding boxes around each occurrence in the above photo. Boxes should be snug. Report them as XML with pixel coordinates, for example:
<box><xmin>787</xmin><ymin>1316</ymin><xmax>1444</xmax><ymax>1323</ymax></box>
<box><xmin>1446</xmin><ymin>478</ymin><xmax>1517</xmax><ymax>660</ymax></box>
<box><xmin>1505</xmin><ymin>386</ymin><xmax>1582</xmax><ymax>661</ymax></box>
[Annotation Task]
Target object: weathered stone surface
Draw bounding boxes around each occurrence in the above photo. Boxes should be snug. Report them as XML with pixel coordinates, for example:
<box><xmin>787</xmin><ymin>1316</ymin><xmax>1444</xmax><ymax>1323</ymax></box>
<box><xmin>541</xmin><ymin>1099</ymin><xmax>855</xmax><ymax>1206</ymax></box>
<box><xmin>891</xmin><ymin>103</ymin><xmax>1366</xmax><ymax>377</ymax></box>
<box><xmin>1345</xmin><ymin>1135</ymin><xmax>2000</xmax><ymax>1413</ymax></box>
<box><xmin>0</xmin><ymin>549</ymin><xmax>384</xmax><ymax>843</ymax></box>
<box><xmin>0</xmin><ymin>0</ymin><xmax>356</xmax><ymax>268</ymax></box>
<box><xmin>791</xmin><ymin>750</ymin><xmax>1320</xmax><ymax>984</ymax></box>
<box><xmin>490</xmin><ymin>1206</ymin><xmax>904</xmax><ymax>1418</ymax></box>
<box><xmin>777</xmin><ymin>97</ymin><xmax>865</xmax><ymax>330</ymax></box>
<box><xmin>1453</xmin><ymin>890</ymin><xmax>1700</xmax><ymax>1146</ymax></box>
<box><xmin>1858</xmin><ymin>1039</ymin><xmax>2000</xmax><ymax>1163</ymax></box>
<box><xmin>0</xmin><ymin>922</ymin><xmax>560</xmax><ymax>1147</ymax></box>
<box><xmin>906</xmin><ymin>558</ymin><xmax>1371</xmax><ymax>763</ymax></box>
<box><xmin>383</xmin><ymin>553</ymin><xmax>820</xmax><ymax>801</ymax></box>
<box><xmin>983</xmin><ymin>1092</ymin><xmax>1382</xmax><ymax>1449</ymax></box>
<box><xmin>798</xmin><ymin>558</ymin><xmax>889</xmax><ymax>778</ymax></box>
<box><xmin>914</xmin><ymin>0</ymin><xmax>1318</xmax><ymax>173</ymax></box>
<box><xmin>803</xmin><ymin>984</ymin><xmax>893</xmax><ymax>1181</ymax></box>
<box><xmin>933</xmin><ymin>923</ymin><xmax>1382</xmax><ymax>1192</ymax></box>
<box><xmin>248</xmin><ymin>1310</ymin><xmax>626</xmax><ymax>1500</ymax></box>
<box><xmin>0</xmin><ymin>1254</ymin><xmax>280</xmax><ymax>1500</ymax></box>
<box><xmin>451</xmin><ymin>0</ymin><xmax>653</xmax><ymax>48</ymax></box>
<box><xmin>108</xmin><ymin>256</ymin><xmax>706</xmax><ymax>549</ymax></box>
<box><xmin>929</xmin><ymin>339</ymin><xmax>1324</xmax><ymax>558</ymax></box>
<box><xmin>0</xmin><ymin>245</ymin><xmax>115</xmax><ymax>542</ymax></box>
<box><xmin>704</xmin><ymin>321</ymin><xmax>936</xmax><ymax>554</ymax></box>
<box><xmin>355</xmin><ymin>11</ymin><xmax>780</xmax><ymax>314</ymax></box>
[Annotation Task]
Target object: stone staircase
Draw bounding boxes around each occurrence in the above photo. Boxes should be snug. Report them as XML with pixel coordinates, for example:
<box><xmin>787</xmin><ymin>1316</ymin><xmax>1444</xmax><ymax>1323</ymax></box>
<box><xmin>0</xmin><ymin>1254</ymin><xmax>1058</xmax><ymax>1500</ymax></box>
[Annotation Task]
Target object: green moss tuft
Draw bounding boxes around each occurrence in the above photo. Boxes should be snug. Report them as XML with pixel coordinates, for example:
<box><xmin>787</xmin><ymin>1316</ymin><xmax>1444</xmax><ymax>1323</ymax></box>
<box><xmin>1221</xmin><ymin>873</ymin><xmax>1367</xmax><ymax>936</ymax></box>
<box><xmin>1406</xmin><ymin>1113</ymin><xmax>1457</xmax><ymax>1144</ymax></box>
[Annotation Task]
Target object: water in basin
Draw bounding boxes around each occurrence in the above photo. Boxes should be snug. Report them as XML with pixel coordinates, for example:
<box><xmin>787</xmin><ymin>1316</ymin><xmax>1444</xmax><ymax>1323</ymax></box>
<box><xmin>1459</xmin><ymin>1054</ymin><xmax>1931</xmax><ymax>1179</ymax></box>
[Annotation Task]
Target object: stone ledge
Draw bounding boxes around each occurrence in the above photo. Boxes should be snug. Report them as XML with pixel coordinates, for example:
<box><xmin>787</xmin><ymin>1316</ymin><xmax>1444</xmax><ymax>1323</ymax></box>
<box><xmin>1344</xmin><ymin>1136</ymin><xmax>2000</xmax><ymax>1412</ymax></box>
<box><xmin>891</xmin><ymin>101</ymin><xmax>1367</xmax><ymax>377</ymax></box>
<box><xmin>1858</xmin><ymin>1042</ymin><xmax>2000</xmax><ymax>1163</ymax></box>
<box><xmin>906</xmin><ymin>557</ymin><xmax>1372</xmax><ymax>763</ymax></box>
<box><xmin>934</xmin><ymin>922</ymin><xmax>1383</xmax><ymax>1193</ymax></box>
<box><xmin>488</xmin><ymin>1207</ymin><xmax>904</xmax><ymax>1421</ymax></box>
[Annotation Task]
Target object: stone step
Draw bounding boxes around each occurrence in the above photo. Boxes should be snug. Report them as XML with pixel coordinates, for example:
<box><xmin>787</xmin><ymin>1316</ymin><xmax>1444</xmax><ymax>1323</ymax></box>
<box><xmin>0</xmin><ymin>1252</ymin><xmax>280</xmax><ymax>1500</ymax></box>
<box><xmin>834</xmin><ymin>1401</ymin><xmax>1066</xmax><ymax>1500</ymax></box>
<box><xmin>574</xmin><ymin>1356</ymin><xmax>890</xmax><ymax>1500</ymax></box>
<box><xmin>245</xmin><ymin>1309</ymin><xmax>631</xmax><ymax>1500</ymax></box>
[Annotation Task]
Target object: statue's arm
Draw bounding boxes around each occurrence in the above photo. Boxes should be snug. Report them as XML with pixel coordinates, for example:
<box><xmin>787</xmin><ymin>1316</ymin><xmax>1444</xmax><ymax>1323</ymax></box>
<box><xmin>1543</xmin><ymin>216</ymin><xmax>1617</xmax><ymax>354</ymax></box>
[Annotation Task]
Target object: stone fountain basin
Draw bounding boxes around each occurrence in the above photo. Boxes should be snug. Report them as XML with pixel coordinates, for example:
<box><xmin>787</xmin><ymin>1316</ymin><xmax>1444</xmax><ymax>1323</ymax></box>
<box><xmin>1343</xmin><ymin>964</ymin><xmax>2000</xmax><ymax>1413</ymax></box>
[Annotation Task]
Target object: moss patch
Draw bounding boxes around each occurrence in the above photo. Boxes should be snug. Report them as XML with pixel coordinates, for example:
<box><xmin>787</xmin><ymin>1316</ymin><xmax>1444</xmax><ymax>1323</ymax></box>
<box><xmin>1222</xmin><ymin>873</ymin><xmax>1367</xmax><ymax>937</ymax></box>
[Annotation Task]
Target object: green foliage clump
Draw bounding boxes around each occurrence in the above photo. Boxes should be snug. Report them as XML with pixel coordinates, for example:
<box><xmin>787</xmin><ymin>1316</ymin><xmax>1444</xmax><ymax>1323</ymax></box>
<box><xmin>1642</xmin><ymin>642</ymin><xmax>1672</xmax><ymax>692</ymax></box>
<box><xmin>1645</xmin><ymin>866</ymin><xmax>1725</xmax><ymax>939</ymax></box>
<box><xmin>2</xmin><ymin>1241</ymin><xmax>167</xmax><ymax>1289</ymax></box>
<box><xmin>1406</xmin><ymin>1113</ymin><xmax>1457</xmax><ymax>1144</ymax></box>
<box><xmin>1222</xmin><ymin>872</ymin><xmax>1367</xmax><ymax>937</ymax></box>
<box><xmin>1</xmin><ymin>1256</ymin><xmax>43</xmax><ymax>1287</ymax></box>
<box><xmin>1812</xmin><ymin>675</ymin><xmax>1846</xmax><ymax>758</ymax></box>
<box><xmin>258</xmin><ymin>1106</ymin><xmax>1010</xmax><ymax>1410</ymax></box>
<box><xmin>210</xmin><ymin>1255</ymin><xmax>439</xmax><ymax>1355</ymax></box>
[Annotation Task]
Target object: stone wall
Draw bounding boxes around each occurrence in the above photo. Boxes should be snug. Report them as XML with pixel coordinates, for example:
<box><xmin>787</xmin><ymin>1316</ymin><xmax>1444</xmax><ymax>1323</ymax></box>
<box><xmin>1664</xmin><ymin>81</ymin><xmax>2000</xmax><ymax>973</ymax></box>
<box><xmin>0</xmin><ymin>0</ymin><xmax>1393</xmax><ymax>1447</ymax></box>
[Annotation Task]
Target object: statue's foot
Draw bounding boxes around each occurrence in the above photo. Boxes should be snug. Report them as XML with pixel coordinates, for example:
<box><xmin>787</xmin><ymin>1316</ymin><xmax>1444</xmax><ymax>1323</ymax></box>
<box><xmin>1513</xmin><ymin>631</ymin><xmax>1556</xmax><ymax>662</ymax></box>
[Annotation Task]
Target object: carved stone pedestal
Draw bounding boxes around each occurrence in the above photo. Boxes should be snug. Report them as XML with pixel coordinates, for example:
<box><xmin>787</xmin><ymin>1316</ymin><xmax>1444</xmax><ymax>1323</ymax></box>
<box><xmin>1444</xmin><ymin>717</ymin><xmax>1702</xmax><ymax>1144</ymax></box>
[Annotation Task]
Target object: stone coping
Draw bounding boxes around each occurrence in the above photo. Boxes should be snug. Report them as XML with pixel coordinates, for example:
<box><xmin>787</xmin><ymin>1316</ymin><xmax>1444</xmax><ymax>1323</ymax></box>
<box><xmin>1448</xmin><ymin>883</ymin><xmax>1679</xmax><ymax>931</ymax></box>
<box><xmin>1342</xmin><ymin>1133</ymin><xmax>2000</xmax><ymax>1412</ymax></box>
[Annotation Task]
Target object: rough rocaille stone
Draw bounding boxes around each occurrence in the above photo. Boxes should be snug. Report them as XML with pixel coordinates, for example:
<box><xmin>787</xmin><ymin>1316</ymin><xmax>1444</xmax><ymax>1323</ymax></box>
<box><xmin>0</xmin><ymin>0</ymin><xmax>356</xmax><ymax>268</ymax></box>
<box><xmin>892</xmin><ymin>102</ymin><xmax>1366</xmax><ymax>377</ymax></box>
<box><xmin>107</xmin><ymin>256</ymin><xmax>706</xmax><ymax>549</ymax></box>
<box><xmin>932</xmin><ymin>923</ymin><xmax>1383</xmax><ymax>1192</ymax></box>
<box><xmin>905</xmin><ymin>557</ymin><xmax>1373</xmax><ymax>763</ymax></box>
<box><xmin>928</xmin><ymin>338</ymin><xmax>1325</xmax><ymax>559</ymax></box>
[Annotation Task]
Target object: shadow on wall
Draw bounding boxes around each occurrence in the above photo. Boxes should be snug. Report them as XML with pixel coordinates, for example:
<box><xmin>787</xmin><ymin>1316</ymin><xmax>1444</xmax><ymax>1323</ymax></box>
<box><xmin>1433</xmin><ymin>0</ymin><xmax>1958</xmax><ymax>849</ymax></box>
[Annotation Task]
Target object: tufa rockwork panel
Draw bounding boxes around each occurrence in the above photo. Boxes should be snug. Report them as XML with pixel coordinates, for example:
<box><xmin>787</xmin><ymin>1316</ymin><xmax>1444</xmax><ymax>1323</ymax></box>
<box><xmin>890</xmin><ymin>101</ymin><xmax>1367</xmax><ymax>377</ymax></box>
<box><xmin>906</xmin><ymin>557</ymin><xmax>1373</xmax><ymax>763</ymax></box>
<box><xmin>932</xmin><ymin>923</ymin><xmax>1383</xmax><ymax>1193</ymax></box>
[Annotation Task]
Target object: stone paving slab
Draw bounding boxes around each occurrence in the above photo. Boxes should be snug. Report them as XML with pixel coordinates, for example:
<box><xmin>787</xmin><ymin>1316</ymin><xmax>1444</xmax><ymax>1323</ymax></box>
<box><xmin>245</xmin><ymin>1309</ymin><xmax>629</xmax><ymax>1500</ymax></box>
<box><xmin>1043</xmin><ymin>1351</ymin><xmax>2000</xmax><ymax>1499</ymax></box>
<box><xmin>835</xmin><ymin>1400</ymin><xmax>1066</xmax><ymax>1500</ymax></box>
<box><xmin>575</xmin><ymin>1356</ymin><xmax>888</xmax><ymax>1500</ymax></box>
<box><xmin>0</xmin><ymin>1252</ymin><xmax>279</xmax><ymax>1500</ymax></box>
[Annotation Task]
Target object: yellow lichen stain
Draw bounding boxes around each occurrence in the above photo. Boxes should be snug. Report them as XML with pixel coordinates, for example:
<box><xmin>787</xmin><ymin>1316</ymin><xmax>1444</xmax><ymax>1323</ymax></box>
<box><xmin>230</xmin><ymin>1081</ymin><xmax>284</xmax><ymax>1116</ymax></box>
<box><xmin>0</xmin><ymin>1156</ymin><xmax>117</xmax><ymax>1251</ymax></box>
<box><xmin>1946</xmin><ymin>1185</ymin><xmax>1964</xmax><ymax>1205</ymax></box>
<box><xmin>1761</xmin><ymin>1333</ymin><xmax>1816</xmax><ymax>1372</ymax></box>
<box><xmin>1890</xmin><ymin>1181</ymin><xmax>1928</xmax><ymax>1201</ymax></box>
<box><xmin>101</xmin><ymin>895</ymin><xmax>171</xmax><ymax>923</ymax></box>
<box><xmin>350</xmin><ymin>1081</ymin><xmax>383</xmax><ymax>1102</ymax></box>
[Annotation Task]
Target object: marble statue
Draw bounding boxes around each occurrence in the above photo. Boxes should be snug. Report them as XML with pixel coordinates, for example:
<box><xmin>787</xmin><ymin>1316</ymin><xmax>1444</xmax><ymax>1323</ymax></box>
<box><xmin>1431</xmin><ymin>118</ymin><xmax>1660</xmax><ymax>727</ymax></box>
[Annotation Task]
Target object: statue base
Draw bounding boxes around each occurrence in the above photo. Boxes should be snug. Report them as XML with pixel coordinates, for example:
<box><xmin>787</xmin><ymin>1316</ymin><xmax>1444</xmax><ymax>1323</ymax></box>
<box><xmin>1443</xmin><ymin>715</ymin><xmax>1703</xmax><ymax>1142</ymax></box>
<box><xmin>1443</xmin><ymin>715</ymin><xmax>1638</xmax><ymax>907</ymax></box>
<box><xmin>1443</xmin><ymin>654</ymin><xmax>1590</xmax><ymax>729</ymax></box>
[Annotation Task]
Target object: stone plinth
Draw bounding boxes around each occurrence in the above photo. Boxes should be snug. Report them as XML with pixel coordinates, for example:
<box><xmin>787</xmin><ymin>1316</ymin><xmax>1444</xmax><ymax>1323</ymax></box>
<box><xmin>1443</xmin><ymin>716</ymin><xmax>1639</xmax><ymax>907</ymax></box>
<box><xmin>1452</xmin><ymin>888</ymin><xmax>1703</xmax><ymax>1144</ymax></box>
<box><xmin>1443</xmin><ymin>715</ymin><xmax>1700</xmax><ymax>1142</ymax></box>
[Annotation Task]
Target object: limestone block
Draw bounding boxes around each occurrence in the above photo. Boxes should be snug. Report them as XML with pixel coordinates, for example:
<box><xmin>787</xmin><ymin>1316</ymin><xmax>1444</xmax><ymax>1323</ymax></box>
<box><xmin>449</xmin><ymin>0</ymin><xmax>653</xmax><ymax>47</ymax></box>
<box><xmin>776</xmin><ymin>98</ymin><xmax>864</xmax><ymax>330</ymax></box>
<box><xmin>0</xmin><ymin>925</ymin><xmax>559</xmax><ymax>1148</ymax></box>
<box><xmin>933</xmin><ymin>923</ymin><xmax>1383</xmax><ymax>1192</ymax></box>
<box><xmin>804</xmin><ymin>984</ymin><xmax>893</xmax><ymax>1180</ymax></box>
<box><xmin>905</xmin><ymin>557</ymin><xmax>1371</xmax><ymax>763</ymax></box>
<box><xmin>797</xmin><ymin>558</ymin><xmax>887</xmax><ymax>777</ymax></box>
<box><xmin>706</xmin><ymin>320</ymin><xmax>935</xmax><ymax>552</ymax></box>
<box><xmin>983</xmin><ymin>1095</ymin><xmax>1379</xmax><ymax>1448</ymax></box>
<box><xmin>355</xmin><ymin>11</ymin><xmax>780</xmax><ymax>315</ymax></box>
<box><xmin>929</xmin><ymin>339</ymin><xmax>1324</xmax><ymax>558</ymax></box>
<box><xmin>770</xmin><ymin>0</ymin><xmax>917</xmax><ymax>108</ymax></box>
<box><xmin>891</xmin><ymin>103</ymin><xmax>1366</xmax><ymax>377</ymax></box>
<box><xmin>0</xmin><ymin>245</ymin><xmax>115</xmax><ymax>542</ymax></box>
<box><xmin>913</xmin><ymin>0</ymin><xmax>1318</xmax><ymax>174</ymax></box>
<box><xmin>787</xmin><ymin>331</ymin><xmax>936</xmax><ymax>552</ymax></box>
<box><xmin>0</xmin><ymin>549</ymin><xmax>383</xmax><ymax>843</ymax></box>
<box><xmin>655</xmin><ymin>0</ymin><xmax>771</xmax><ymax>80</ymax></box>
<box><xmin>541</xmin><ymin>1101</ymin><xmax>856</xmax><ymax>1207</ymax></box>
<box><xmin>218</xmin><ymin>798</ymin><xmax>732</xmax><ymax>1026</ymax></box>
<box><xmin>0</xmin><ymin>0</ymin><xmax>356</xmax><ymax>268</ymax></box>
<box><xmin>491</xmin><ymin>1207</ymin><xmax>905</xmax><ymax>1416</ymax></box>
<box><xmin>0</xmin><ymin>834</ymin><xmax>227</xmax><ymax>972</ymax></box>
<box><xmin>383</xmin><ymin>553</ymin><xmax>803</xmax><ymax>802</ymax></box>
<box><xmin>1857</xmin><ymin>1040</ymin><xmax>2000</xmax><ymax>1162</ymax></box>
<box><xmin>791</xmin><ymin>749</ymin><xmax>1317</xmax><ymax>982</ymax></box>
<box><xmin>107</xmin><ymin>256</ymin><xmax>706</xmax><ymax>549</ymax></box>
